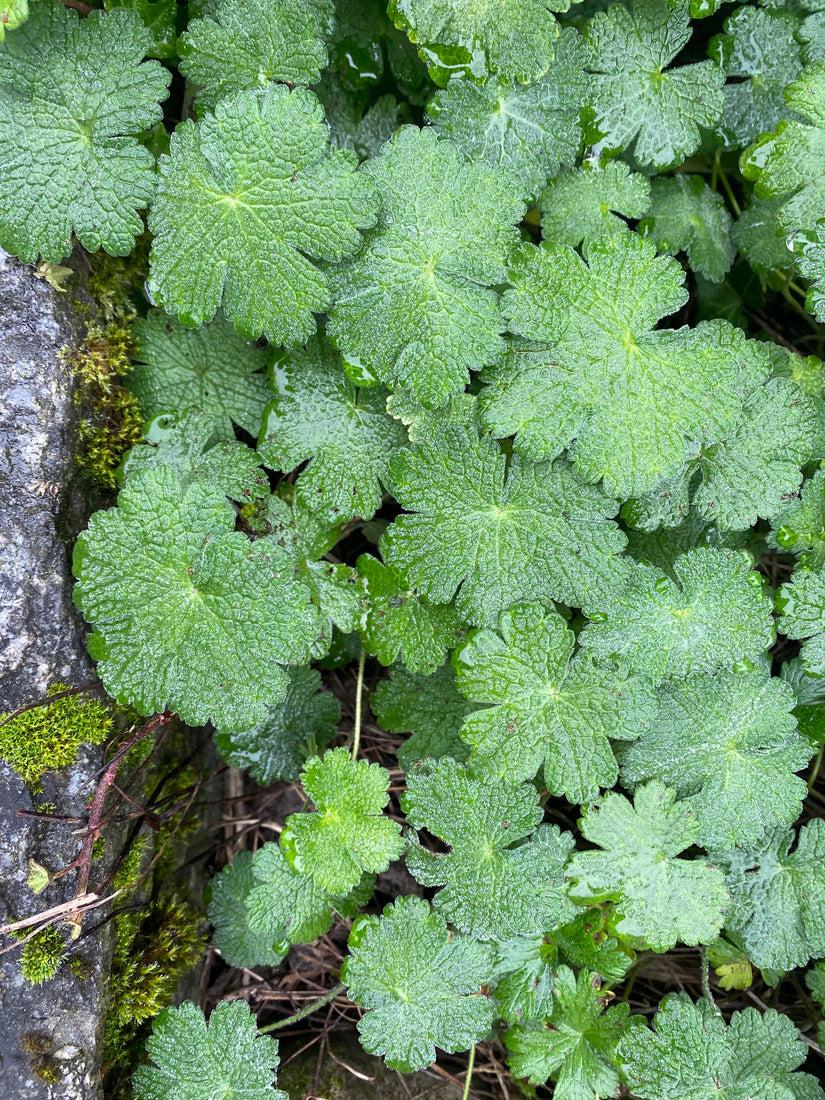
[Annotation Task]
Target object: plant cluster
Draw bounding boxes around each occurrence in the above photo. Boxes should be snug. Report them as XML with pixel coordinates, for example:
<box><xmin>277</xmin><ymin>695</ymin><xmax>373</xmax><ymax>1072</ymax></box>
<box><xmin>3</xmin><ymin>0</ymin><xmax>825</xmax><ymax>1095</ymax></box>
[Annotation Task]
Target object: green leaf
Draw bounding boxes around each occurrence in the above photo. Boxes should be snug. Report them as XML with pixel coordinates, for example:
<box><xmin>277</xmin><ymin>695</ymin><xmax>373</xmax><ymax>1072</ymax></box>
<box><xmin>714</xmin><ymin>821</ymin><xmax>825</xmax><ymax>971</ymax></box>
<box><xmin>246</xmin><ymin>841</ymin><xmax>374</xmax><ymax>945</ymax></box>
<box><xmin>624</xmin><ymin>512</ymin><xmax>749</xmax><ymax>578</ymax></box>
<box><xmin>342</xmin><ymin>894</ymin><xmax>495</xmax><ymax>1072</ymax></box>
<box><xmin>386</xmin><ymin>389</ymin><xmax>479</xmax><ymax>445</ymax></box>
<box><xmin>370</xmin><ymin>662</ymin><xmax>476</xmax><ymax>771</ymax></box>
<box><xmin>382</xmin><ymin>421</ymin><xmax>627</xmax><ymax>629</ymax></box>
<box><xmin>553</xmin><ymin>911</ymin><xmax>634</xmax><ymax>983</ymax></box>
<box><xmin>72</xmin><ymin>465</ymin><xmax>323</xmax><ymax>728</ymax></box>
<box><xmin>279</xmin><ymin>747</ymin><xmax>404</xmax><ymax>894</ymax></box>
<box><xmin>133</xmin><ymin>1000</ymin><xmax>287</xmax><ymax>1100</ymax></box>
<box><xmin>641</xmin><ymin>175</ymin><xmax>734</xmax><ymax>283</ymax></box>
<box><xmin>492</xmin><ymin>936</ymin><xmax>557</xmax><ymax>1024</ymax></box>
<box><xmin>790</xmin><ymin>220</ymin><xmax>825</xmax><ymax>323</ymax></box>
<box><xmin>103</xmin><ymin>0</ymin><xmax>178</xmax><ymax>59</ymax></box>
<box><xmin>0</xmin><ymin>0</ymin><xmax>170</xmax><ymax>263</ymax></box>
<box><xmin>257</xmin><ymin>333</ymin><xmax>407</xmax><ymax>523</ymax></box>
<box><xmin>148</xmin><ymin>84</ymin><xmax>378</xmax><ymax>345</ymax></box>
<box><xmin>0</xmin><ymin>0</ymin><xmax>28</xmax><ymax>40</ymax></box>
<box><xmin>206</xmin><ymin>851</ymin><xmax>288</xmax><ymax>970</ymax></box>
<box><xmin>617</xmin><ymin>993</ymin><xmax>824</xmax><ymax>1100</ymax></box>
<box><xmin>357</xmin><ymin>555</ymin><xmax>464</xmax><ymax>675</ymax></box>
<box><xmin>690</xmin><ymin>375</ymin><xmax>816</xmax><ymax>530</ymax></box>
<box><xmin>742</xmin><ymin>63</ymin><xmax>825</xmax><ymax>236</ymax></box>
<box><xmin>806</xmin><ymin>961</ymin><xmax>825</xmax><ymax>1006</ymax></box>
<box><xmin>579</xmin><ymin>547</ymin><xmax>775</xmax><ymax>681</ymax></box>
<box><xmin>505</xmin><ymin>966</ymin><xmax>636</xmax><ymax>1099</ymax></box>
<box><xmin>179</xmin><ymin>0</ymin><xmax>328</xmax><ymax>111</ymax></box>
<box><xmin>426</xmin><ymin>28</ymin><xmax>587</xmax><ymax>199</ymax></box>
<box><xmin>620</xmin><ymin>670</ymin><xmax>811</xmax><ymax>850</ymax></box>
<box><xmin>258</xmin><ymin>493</ymin><xmax>365</xmax><ymax>637</ymax></box>
<box><xmin>583</xmin><ymin>0</ymin><xmax>725</xmax><ymax>168</ymax></box>
<box><xmin>120</xmin><ymin>410</ymin><xmax>270</xmax><ymax>504</ymax></box>
<box><xmin>498</xmin><ymin>233</ymin><xmax>749</xmax><ymax>497</ymax></box>
<box><xmin>709</xmin><ymin>6</ymin><xmax>802</xmax><ymax>149</ymax></box>
<box><xmin>566</xmin><ymin>782</ymin><xmax>729</xmax><ymax>952</ymax></box>
<box><xmin>454</xmin><ymin>602</ymin><xmax>657</xmax><ymax>802</ymax></box>
<box><xmin>129</xmin><ymin>310</ymin><xmax>270</xmax><ymax>439</ymax></box>
<box><xmin>327</xmin><ymin>126</ymin><xmax>524</xmax><ymax>409</ymax></box>
<box><xmin>213</xmin><ymin>666</ymin><xmax>340</xmax><ymax>784</ymax></box>
<box><xmin>732</xmin><ymin>196</ymin><xmax>796</xmax><ymax>273</ymax></box>
<box><xmin>770</xmin><ymin>469</ymin><xmax>825</xmax><ymax>569</ymax></box>
<box><xmin>388</xmin><ymin>0</ymin><xmax>571</xmax><ymax>86</ymax></box>
<box><xmin>539</xmin><ymin>161</ymin><xmax>651</xmax><ymax>249</ymax></box>
<box><xmin>779</xmin><ymin>567</ymin><xmax>825</xmax><ymax>675</ymax></box>
<box><xmin>403</xmin><ymin>757</ymin><xmax>575</xmax><ymax>940</ymax></box>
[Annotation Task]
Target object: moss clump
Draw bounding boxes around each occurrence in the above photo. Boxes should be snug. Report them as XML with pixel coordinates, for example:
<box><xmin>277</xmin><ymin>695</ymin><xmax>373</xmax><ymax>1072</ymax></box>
<box><xmin>87</xmin><ymin>231</ymin><xmax>151</xmax><ymax>322</ymax></box>
<box><xmin>21</xmin><ymin>927</ymin><xmax>67</xmax><ymax>986</ymax></box>
<box><xmin>0</xmin><ymin>685</ymin><xmax>112</xmax><ymax>790</ymax></box>
<box><xmin>66</xmin><ymin>320</ymin><xmax>144</xmax><ymax>491</ymax></box>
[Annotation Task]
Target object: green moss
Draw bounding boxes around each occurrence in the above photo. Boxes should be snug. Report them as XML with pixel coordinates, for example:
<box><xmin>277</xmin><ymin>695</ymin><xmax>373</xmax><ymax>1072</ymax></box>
<box><xmin>0</xmin><ymin>685</ymin><xmax>112</xmax><ymax>791</ymax></box>
<box><xmin>21</xmin><ymin>1033</ymin><xmax>61</xmax><ymax>1084</ymax></box>
<box><xmin>66</xmin><ymin>320</ymin><xmax>145</xmax><ymax>491</ymax></box>
<box><xmin>87</xmin><ymin>231</ymin><xmax>151</xmax><ymax>322</ymax></box>
<box><xmin>21</xmin><ymin>927</ymin><xmax>67</xmax><ymax>986</ymax></box>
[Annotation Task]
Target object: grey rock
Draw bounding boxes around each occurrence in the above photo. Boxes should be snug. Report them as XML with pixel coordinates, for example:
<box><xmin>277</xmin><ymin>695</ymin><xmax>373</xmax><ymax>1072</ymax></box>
<box><xmin>0</xmin><ymin>250</ymin><xmax>111</xmax><ymax>1099</ymax></box>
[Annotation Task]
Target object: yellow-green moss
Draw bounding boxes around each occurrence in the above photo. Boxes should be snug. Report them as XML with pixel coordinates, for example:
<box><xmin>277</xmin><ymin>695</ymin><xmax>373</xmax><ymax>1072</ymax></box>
<box><xmin>0</xmin><ymin>685</ymin><xmax>112</xmax><ymax>791</ymax></box>
<box><xmin>21</xmin><ymin>927</ymin><xmax>67</xmax><ymax>986</ymax></box>
<box><xmin>65</xmin><ymin>320</ymin><xmax>144</xmax><ymax>491</ymax></box>
<box><xmin>86</xmin><ymin>231</ymin><xmax>151</xmax><ymax>322</ymax></box>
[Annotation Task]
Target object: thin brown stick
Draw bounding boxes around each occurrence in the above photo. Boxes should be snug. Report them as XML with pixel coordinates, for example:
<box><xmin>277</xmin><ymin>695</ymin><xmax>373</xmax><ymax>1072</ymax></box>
<box><xmin>0</xmin><ymin>681</ymin><xmax>102</xmax><ymax>732</ymax></box>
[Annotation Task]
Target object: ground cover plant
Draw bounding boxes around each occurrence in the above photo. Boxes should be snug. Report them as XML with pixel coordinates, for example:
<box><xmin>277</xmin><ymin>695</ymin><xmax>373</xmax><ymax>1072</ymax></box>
<box><xmin>3</xmin><ymin>0</ymin><xmax>825</xmax><ymax>1096</ymax></box>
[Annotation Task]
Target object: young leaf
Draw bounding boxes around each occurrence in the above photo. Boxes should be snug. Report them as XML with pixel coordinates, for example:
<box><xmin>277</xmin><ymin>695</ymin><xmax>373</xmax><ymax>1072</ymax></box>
<box><xmin>582</xmin><ymin>0</ymin><xmax>725</xmax><ymax>168</ymax></box>
<box><xmin>279</xmin><ymin>748</ymin><xmax>404</xmax><ymax>894</ymax></box>
<box><xmin>403</xmin><ymin>757</ymin><xmax>574</xmax><ymax>941</ymax></box>
<box><xmin>732</xmin><ymin>196</ymin><xmax>796</xmax><ymax>273</ymax></box>
<box><xmin>206</xmin><ymin>851</ymin><xmax>288</xmax><ymax>970</ymax></box>
<box><xmin>709</xmin><ymin>5</ymin><xmax>802</xmax><ymax>149</ymax></box>
<box><xmin>492</xmin><ymin>936</ymin><xmax>557</xmax><ymax>1024</ymax></box>
<box><xmin>371</xmin><ymin>662</ymin><xmax>476</xmax><ymax>771</ymax></box>
<box><xmin>342</xmin><ymin>894</ymin><xmax>495</xmax><ymax>1072</ymax></box>
<box><xmin>120</xmin><ymin>410</ymin><xmax>270</xmax><ymax>503</ymax></box>
<box><xmin>104</xmin><ymin>0</ymin><xmax>178</xmax><ymax>60</ymax></box>
<box><xmin>620</xmin><ymin>670</ymin><xmax>811</xmax><ymax>850</ymax></box>
<box><xmin>714</xmin><ymin>821</ymin><xmax>825</xmax><ymax>971</ymax></box>
<box><xmin>327</xmin><ymin>126</ymin><xmax>524</xmax><ymax>409</ymax></box>
<box><xmin>129</xmin><ymin>311</ymin><xmax>270</xmax><ymax>439</ymax></box>
<box><xmin>357</xmin><ymin>555</ymin><xmax>463</xmax><ymax>675</ymax></box>
<box><xmin>382</xmin><ymin>422</ymin><xmax>627</xmax><ymax>629</ymax></box>
<box><xmin>246</xmin><ymin>841</ymin><xmax>374</xmax><ymax>945</ymax></box>
<box><xmin>566</xmin><ymin>782</ymin><xmax>729</xmax><ymax>952</ymax></box>
<box><xmin>790</xmin><ymin>220</ymin><xmax>825</xmax><ymax>323</ymax></box>
<box><xmin>742</xmin><ymin>64</ymin><xmax>825</xmax><ymax>235</ymax></box>
<box><xmin>213</xmin><ymin>666</ymin><xmax>340</xmax><ymax>785</ymax></box>
<box><xmin>257</xmin><ymin>333</ymin><xmax>407</xmax><ymax>523</ymax></box>
<box><xmin>770</xmin><ymin>469</ymin><xmax>825</xmax><ymax>569</ymax></box>
<box><xmin>259</xmin><ymin>494</ymin><xmax>365</xmax><ymax>637</ymax></box>
<box><xmin>179</xmin><ymin>0</ymin><xmax>328</xmax><ymax>111</ymax></box>
<box><xmin>641</xmin><ymin>175</ymin><xmax>734</xmax><ymax>283</ymax></box>
<box><xmin>499</xmin><ymin>233</ymin><xmax>748</xmax><ymax>497</ymax></box>
<box><xmin>778</xmin><ymin>567</ymin><xmax>825</xmax><ymax>674</ymax></box>
<box><xmin>579</xmin><ymin>548</ymin><xmax>774</xmax><ymax>681</ymax></box>
<box><xmin>617</xmin><ymin>994</ymin><xmax>824</xmax><ymax>1100</ymax></box>
<box><xmin>133</xmin><ymin>1000</ymin><xmax>287</xmax><ymax>1100</ymax></box>
<box><xmin>426</xmin><ymin>28</ymin><xmax>587</xmax><ymax>199</ymax></box>
<box><xmin>0</xmin><ymin>0</ymin><xmax>170</xmax><ymax>263</ymax></box>
<box><xmin>552</xmin><ymin>911</ymin><xmax>633</xmax><ymax>983</ymax></box>
<box><xmin>148</xmin><ymin>84</ymin><xmax>378</xmax><ymax>345</ymax></box>
<box><xmin>387</xmin><ymin>0</ymin><xmax>568</xmax><ymax>86</ymax></box>
<box><xmin>454</xmin><ymin>602</ymin><xmax>657</xmax><ymax>802</ymax></box>
<box><xmin>689</xmin><ymin>375</ymin><xmax>816</xmax><ymax>530</ymax></box>
<box><xmin>505</xmin><ymin>966</ymin><xmax>636</xmax><ymax>1099</ymax></box>
<box><xmin>72</xmin><ymin>466</ymin><xmax>323</xmax><ymax>728</ymax></box>
<box><xmin>539</xmin><ymin>161</ymin><xmax>651</xmax><ymax>249</ymax></box>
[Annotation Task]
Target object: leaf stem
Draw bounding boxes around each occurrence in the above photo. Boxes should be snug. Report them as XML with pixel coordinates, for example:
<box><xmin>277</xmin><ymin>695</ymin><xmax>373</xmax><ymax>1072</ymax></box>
<box><xmin>700</xmin><ymin>945</ymin><xmax>721</xmax><ymax>1017</ymax></box>
<box><xmin>808</xmin><ymin>744</ymin><xmax>824</xmax><ymax>792</ymax></box>
<box><xmin>258</xmin><ymin>982</ymin><xmax>347</xmax><ymax>1034</ymax></box>
<box><xmin>462</xmin><ymin>1043</ymin><xmax>476</xmax><ymax>1100</ymax></box>
<box><xmin>351</xmin><ymin>646</ymin><xmax>366</xmax><ymax>761</ymax></box>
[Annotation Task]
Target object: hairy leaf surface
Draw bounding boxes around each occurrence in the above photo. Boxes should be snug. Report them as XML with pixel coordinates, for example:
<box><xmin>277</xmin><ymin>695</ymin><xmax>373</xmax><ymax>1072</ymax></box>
<box><xmin>403</xmin><ymin>758</ymin><xmax>574</xmax><ymax>940</ymax></box>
